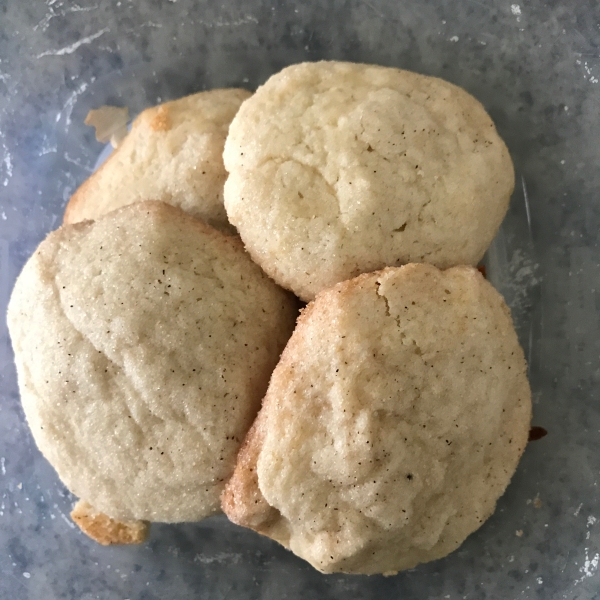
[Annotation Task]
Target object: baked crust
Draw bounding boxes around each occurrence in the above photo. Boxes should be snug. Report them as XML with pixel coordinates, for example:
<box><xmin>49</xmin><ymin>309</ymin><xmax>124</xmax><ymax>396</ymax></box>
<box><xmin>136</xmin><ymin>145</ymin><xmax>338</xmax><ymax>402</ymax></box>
<box><xmin>65</xmin><ymin>88</ymin><xmax>251</xmax><ymax>233</ymax></box>
<box><xmin>222</xmin><ymin>264</ymin><xmax>531</xmax><ymax>574</ymax></box>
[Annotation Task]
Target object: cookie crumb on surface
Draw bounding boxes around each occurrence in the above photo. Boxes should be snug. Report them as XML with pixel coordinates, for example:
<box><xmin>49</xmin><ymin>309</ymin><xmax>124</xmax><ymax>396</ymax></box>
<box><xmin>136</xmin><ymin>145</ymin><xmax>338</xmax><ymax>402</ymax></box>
<box><xmin>71</xmin><ymin>499</ymin><xmax>150</xmax><ymax>546</ymax></box>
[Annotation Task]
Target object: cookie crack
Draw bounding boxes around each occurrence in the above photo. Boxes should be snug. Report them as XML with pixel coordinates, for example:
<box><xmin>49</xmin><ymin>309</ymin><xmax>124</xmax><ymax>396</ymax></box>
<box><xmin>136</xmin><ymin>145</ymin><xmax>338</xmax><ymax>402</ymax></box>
<box><xmin>417</xmin><ymin>197</ymin><xmax>433</xmax><ymax>223</ymax></box>
<box><xmin>374</xmin><ymin>278</ymin><xmax>429</xmax><ymax>361</ymax></box>
<box><xmin>258</xmin><ymin>154</ymin><xmax>343</xmax><ymax>220</ymax></box>
<box><xmin>374</xmin><ymin>279</ymin><xmax>391</xmax><ymax>317</ymax></box>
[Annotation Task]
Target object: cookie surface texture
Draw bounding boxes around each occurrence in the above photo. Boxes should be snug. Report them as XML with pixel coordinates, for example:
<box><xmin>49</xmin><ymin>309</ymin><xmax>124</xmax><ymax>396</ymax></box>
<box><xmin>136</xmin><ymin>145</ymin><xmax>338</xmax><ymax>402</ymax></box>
<box><xmin>65</xmin><ymin>88</ymin><xmax>251</xmax><ymax>233</ymax></box>
<box><xmin>8</xmin><ymin>201</ymin><xmax>297</xmax><ymax>522</ymax></box>
<box><xmin>224</xmin><ymin>61</ymin><xmax>514</xmax><ymax>300</ymax></box>
<box><xmin>222</xmin><ymin>264</ymin><xmax>531</xmax><ymax>574</ymax></box>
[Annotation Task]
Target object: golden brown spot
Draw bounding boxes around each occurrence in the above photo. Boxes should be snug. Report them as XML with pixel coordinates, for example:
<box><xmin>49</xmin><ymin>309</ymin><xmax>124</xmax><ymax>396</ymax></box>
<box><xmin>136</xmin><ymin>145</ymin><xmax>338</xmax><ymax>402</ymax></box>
<box><xmin>150</xmin><ymin>105</ymin><xmax>171</xmax><ymax>131</ymax></box>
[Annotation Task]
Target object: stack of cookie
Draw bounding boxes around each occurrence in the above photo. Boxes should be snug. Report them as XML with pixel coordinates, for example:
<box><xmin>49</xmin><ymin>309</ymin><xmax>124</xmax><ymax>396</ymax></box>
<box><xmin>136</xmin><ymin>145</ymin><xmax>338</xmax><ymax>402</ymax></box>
<box><xmin>7</xmin><ymin>61</ymin><xmax>531</xmax><ymax>575</ymax></box>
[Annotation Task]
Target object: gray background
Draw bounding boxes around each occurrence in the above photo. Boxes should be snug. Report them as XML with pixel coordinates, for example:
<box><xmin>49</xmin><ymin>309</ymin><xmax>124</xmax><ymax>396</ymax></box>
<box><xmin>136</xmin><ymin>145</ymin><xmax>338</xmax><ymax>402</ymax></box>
<box><xmin>0</xmin><ymin>0</ymin><xmax>598</xmax><ymax>598</ymax></box>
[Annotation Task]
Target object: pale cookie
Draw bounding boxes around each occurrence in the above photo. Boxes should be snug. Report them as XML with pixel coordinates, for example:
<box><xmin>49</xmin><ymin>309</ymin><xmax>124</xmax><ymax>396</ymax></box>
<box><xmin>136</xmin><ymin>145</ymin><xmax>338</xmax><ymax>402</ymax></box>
<box><xmin>224</xmin><ymin>61</ymin><xmax>514</xmax><ymax>300</ymax></box>
<box><xmin>65</xmin><ymin>88</ymin><xmax>251</xmax><ymax>233</ymax></box>
<box><xmin>222</xmin><ymin>264</ymin><xmax>531</xmax><ymax>575</ymax></box>
<box><xmin>8</xmin><ymin>201</ymin><xmax>297</xmax><ymax>523</ymax></box>
<box><xmin>71</xmin><ymin>499</ymin><xmax>150</xmax><ymax>545</ymax></box>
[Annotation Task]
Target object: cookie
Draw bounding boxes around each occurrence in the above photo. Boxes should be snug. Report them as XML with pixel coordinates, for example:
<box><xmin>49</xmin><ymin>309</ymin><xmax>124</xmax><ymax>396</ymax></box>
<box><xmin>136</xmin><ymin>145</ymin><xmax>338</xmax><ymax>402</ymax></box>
<box><xmin>70</xmin><ymin>500</ymin><xmax>150</xmax><ymax>545</ymax></box>
<box><xmin>8</xmin><ymin>201</ymin><xmax>297</xmax><ymax>523</ymax></box>
<box><xmin>222</xmin><ymin>264</ymin><xmax>531</xmax><ymax>574</ymax></box>
<box><xmin>223</xmin><ymin>61</ymin><xmax>514</xmax><ymax>300</ymax></box>
<box><xmin>65</xmin><ymin>88</ymin><xmax>251</xmax><ymax>233</ymax></box>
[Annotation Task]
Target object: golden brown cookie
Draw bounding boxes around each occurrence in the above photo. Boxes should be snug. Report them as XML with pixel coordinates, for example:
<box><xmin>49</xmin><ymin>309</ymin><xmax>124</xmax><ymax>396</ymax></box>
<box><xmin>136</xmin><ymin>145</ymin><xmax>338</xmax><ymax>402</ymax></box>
<box><xmin>224</xmin><ymin>61</ymin><xmax>514</xmax><ymax>300</ymax></box>
<box><xmin>8</xmin><ymin>201</ymin><xmax>297</xmax><ymax>523</ymax></box>
<box><xmin>222</xmin><ymin>264</ymin><xmax>531</xmax><ymax>574</ymax></box>
<box><xmin>65</xmin><ymin>88</ymin><xmax>251</xmax><ymax>233</ymax></box>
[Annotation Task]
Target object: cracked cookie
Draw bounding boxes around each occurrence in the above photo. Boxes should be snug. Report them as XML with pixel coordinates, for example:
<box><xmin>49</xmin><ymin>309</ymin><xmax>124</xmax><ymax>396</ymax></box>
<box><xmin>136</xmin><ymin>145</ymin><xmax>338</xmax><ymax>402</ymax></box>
<box><xmin>64</xmin><ymin>88</ymin><xmax>251</xmax><ymax>234</ymax></box>
<box><xmin>222</xmin><ymin>263</ymin><xmax>531</xmax><ymax>574</ymax></box>
<box><xmin>223</xmin><ymin>61</ymin><xmax>514</xmax><ymax>300</ymax></box>
<box><xmin>7</xmin><ymin>201</ymin><xmax>297</xmax><ymax>524</ymax></box>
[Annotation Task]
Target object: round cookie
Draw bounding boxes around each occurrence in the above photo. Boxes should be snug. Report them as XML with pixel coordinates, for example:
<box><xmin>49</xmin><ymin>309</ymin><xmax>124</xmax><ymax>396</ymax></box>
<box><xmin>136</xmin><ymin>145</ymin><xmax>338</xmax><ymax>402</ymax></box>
<box><xmin>222</xmin><ymin>264</ymin><xmax>531</xmax><ymax>575</ymax></box>
<box><xmin>65</xmin><ymin>88</ymin><xmax>251</xmax><ymax>233</ymax></box>
<box><xmin>223</xmin><ymin>61</ymin><xmax>514</xmax><ymax>300</ymax></box>
<box><xmin>8</xmin><ymin>201</ymin><xmax>297</xmax><ymax>523</ymax></box>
